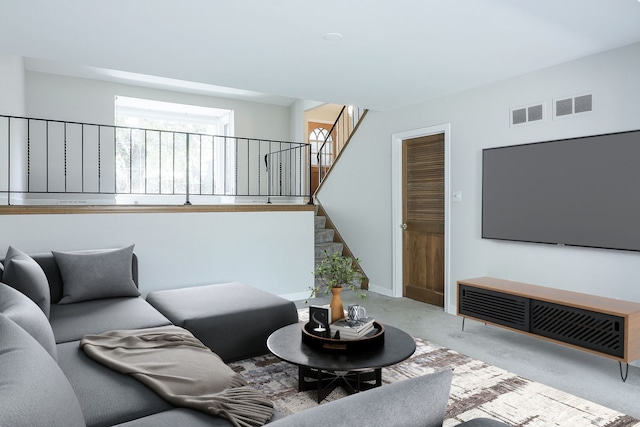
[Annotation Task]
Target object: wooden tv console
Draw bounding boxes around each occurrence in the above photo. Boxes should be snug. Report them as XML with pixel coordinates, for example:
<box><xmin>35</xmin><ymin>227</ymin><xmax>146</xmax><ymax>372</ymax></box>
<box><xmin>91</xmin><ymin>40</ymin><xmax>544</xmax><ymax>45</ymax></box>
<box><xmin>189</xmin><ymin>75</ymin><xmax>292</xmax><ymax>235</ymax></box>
<box><xmin>457</xmin><ymin>277</ymin><xmax>640</xmax><ymax>381</ymax></box>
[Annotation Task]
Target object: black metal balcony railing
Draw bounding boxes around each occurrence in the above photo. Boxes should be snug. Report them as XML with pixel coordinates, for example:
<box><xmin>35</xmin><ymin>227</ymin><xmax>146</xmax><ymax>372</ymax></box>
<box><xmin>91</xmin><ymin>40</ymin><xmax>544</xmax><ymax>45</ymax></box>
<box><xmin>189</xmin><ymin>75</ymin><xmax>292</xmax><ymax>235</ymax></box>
<box><xmin>0</xmin><ymin>115</ymin><xmax>311</xmax><ymax>206</ymax></box>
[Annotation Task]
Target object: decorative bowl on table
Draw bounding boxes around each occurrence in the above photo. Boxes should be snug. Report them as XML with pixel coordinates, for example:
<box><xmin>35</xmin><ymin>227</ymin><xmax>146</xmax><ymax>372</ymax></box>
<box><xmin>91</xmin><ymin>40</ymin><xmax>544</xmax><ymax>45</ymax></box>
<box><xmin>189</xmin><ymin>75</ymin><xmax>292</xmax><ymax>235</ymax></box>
<box><xmin>301</xmin><ymin>321</ymin><xmax>385</xmax><ymax>352</ymax></box>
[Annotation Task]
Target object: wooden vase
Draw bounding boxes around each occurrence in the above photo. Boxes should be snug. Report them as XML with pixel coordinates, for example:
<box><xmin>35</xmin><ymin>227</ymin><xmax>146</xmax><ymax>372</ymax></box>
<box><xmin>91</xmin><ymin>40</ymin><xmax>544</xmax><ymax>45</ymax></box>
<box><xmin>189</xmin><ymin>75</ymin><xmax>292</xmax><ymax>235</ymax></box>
<box><xmin>330</xmin><ymin>287</ymin><xmax>344</xmax><ymax>323</ymax></box>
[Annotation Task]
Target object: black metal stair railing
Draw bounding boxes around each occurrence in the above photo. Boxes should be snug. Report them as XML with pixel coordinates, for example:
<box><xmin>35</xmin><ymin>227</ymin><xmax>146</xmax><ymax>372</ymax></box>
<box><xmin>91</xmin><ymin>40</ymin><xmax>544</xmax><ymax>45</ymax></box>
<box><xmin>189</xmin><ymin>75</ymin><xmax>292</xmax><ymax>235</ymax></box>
<box><xmin>262</xmin><ymin>105</ymin><xmax>368</xmax><ymax>205</ymax></box>
<box><xmin>315</xmin><ymin>106</ymin><xmax>367</xmax><ymax>196</ymax></box>
<box><xmin>0</xmin><ymin>115</ymin><xmax>310</xmax><ymax>205</ymax></box>
<box><xmin>263</xmin><ymin>143</ymin><xmax>312</xmax><ymax>205</ymax></box>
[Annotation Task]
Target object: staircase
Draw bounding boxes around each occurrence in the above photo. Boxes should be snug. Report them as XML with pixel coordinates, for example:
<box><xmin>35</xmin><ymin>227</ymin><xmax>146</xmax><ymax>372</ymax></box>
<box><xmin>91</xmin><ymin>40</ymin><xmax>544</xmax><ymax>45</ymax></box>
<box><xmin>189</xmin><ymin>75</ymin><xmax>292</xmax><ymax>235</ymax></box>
<box><xmin>313</xmin><ymin>204</ymin><xmax>368</xmax><ymax>289</ymax></box>
<box><xmin>314</xmin><ymin>209</ymin><xmax>343</xmax><ymax>268</ymax></box>
<box><xmin>311</xmin><ymin>106</ymin><xmax>369</xmax><ymax>289</ymax></box>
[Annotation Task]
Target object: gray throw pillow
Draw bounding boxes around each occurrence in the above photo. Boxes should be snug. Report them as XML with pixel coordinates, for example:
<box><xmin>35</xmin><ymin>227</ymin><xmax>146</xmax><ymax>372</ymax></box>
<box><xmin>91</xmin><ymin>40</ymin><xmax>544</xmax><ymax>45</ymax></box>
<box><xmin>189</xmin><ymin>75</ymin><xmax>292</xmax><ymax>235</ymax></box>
<box><xmin>2</xmin><ymin>246</ymin><xmax>51</xmax><ymax>318</ymax></box>
<box><xmin>54</xmin><ymin>245</ymin><xmax>140</xmax><ymax>304</ymax></box>
<box><xmin>0</xmin><ymin>283</ymin><xmax>57</xmax><ymax>360</ymax></box>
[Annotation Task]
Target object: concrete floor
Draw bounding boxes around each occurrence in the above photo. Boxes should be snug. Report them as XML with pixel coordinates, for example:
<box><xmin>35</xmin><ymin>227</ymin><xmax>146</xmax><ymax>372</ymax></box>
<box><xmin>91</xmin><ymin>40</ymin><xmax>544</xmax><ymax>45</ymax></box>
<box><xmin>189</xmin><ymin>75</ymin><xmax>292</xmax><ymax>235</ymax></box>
<box><xmin>299</xmin><ymin>291</ymin><xmax>640</xmax><ymax>419</ymax></box>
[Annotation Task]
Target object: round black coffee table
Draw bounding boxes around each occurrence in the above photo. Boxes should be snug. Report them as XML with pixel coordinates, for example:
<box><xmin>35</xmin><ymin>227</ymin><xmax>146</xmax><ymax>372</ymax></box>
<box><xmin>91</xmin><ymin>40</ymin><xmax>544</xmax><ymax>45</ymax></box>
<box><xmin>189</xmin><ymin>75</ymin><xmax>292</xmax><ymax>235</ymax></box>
<box><xmin>267</xmin><ymin>322</ymin><xmax>416</xmax><ymax>402</ymax></box>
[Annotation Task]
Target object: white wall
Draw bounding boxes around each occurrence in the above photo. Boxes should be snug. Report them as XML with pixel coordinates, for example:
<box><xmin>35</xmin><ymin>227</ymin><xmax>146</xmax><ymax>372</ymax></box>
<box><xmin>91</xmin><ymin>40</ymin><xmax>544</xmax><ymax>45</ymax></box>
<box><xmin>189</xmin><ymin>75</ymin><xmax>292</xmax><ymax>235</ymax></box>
<box><xmin>0</xmin><ymin>55</ymin><xmax>25</xmax><ymax>115</ymax></box>
<box><xmin>0</xmin><ymin>55</ymin><xmax>27</xmax><ymax>201</ymax></box>
<box><xmin>318</xmin><ymin>42</ymin><xmax>640</xmax><ymax>313</ymax></box>
<box><xmin>25</xmin><ymin>71</ymin><xmax>292</xmax><ymax>141</ymax></box>
<box><xmin>0</xmin><ymin>210</ymin><xmax>315</xmax><ymax>299</ymax></box>
<box><xmin>289</xmin><ymin>99</ymin><xmax>305</xmax><ymax>142</ymax></box>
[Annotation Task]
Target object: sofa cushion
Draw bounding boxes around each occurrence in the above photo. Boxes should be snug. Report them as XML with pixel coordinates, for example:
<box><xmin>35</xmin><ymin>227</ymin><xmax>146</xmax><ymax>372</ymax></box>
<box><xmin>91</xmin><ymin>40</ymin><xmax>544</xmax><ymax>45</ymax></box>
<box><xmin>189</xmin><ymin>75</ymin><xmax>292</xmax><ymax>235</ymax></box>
<box><xmin>112</xmin><ymin>408</ymin><xmax>285</xmax><ymax>427</ymax></box>
<box><xmin>50</xmin><ymin>297</ymin><xmax>171</xmax><ymax>343</ymax></box>
<box><xmin>2</xmin><ymin>246</ymin><xmax>51</xmax><ymax>317</ymax></box>
<box><xmin>0</xmin><ymin>313</ymin><xmax>85</xmax><ymax>427</ymax></box>
<box><xmin>57</xmin><ymin>339</ymin><xmax>174</xmax><ymax>427</ymax></box>
<box><xmin>268</xmin><ymin>369</ymin><xmax>453</xmax><ymax>427</ymax></box>
<box><xmin>0</xmin><ymin>282</ymin><xmax>57</xmax><ymax>359</ymax></box>
<box><xmin>111</xmin><ymin>408</ymin><xmax>242</xmax><ymax>427</ymax></box>
<box><xmin>54</xmin><ymin>245</ymin><xmax>140</xmax><ymax>304</ymax></box>
<box><xmin>146</xmin><ymin>282</ymin><xmax>298</xmax><ymax>362</ymax></box>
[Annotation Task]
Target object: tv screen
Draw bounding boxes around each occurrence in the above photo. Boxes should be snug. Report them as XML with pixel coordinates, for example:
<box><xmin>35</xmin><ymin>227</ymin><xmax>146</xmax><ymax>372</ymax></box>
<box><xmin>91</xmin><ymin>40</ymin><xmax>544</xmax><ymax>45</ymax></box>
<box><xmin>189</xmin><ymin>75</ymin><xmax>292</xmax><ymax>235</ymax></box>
<box><xmin>482</xmin><ymin>129</ymin><xmax>640</xmax><ymax>252</ymax></box>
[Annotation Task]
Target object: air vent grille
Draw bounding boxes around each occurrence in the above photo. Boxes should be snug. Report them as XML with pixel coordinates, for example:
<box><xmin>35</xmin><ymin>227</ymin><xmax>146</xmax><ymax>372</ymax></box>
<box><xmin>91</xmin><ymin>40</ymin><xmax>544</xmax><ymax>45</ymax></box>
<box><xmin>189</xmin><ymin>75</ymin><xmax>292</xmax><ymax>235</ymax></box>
<box><xmin>531</xmin><ymin>300</ymin><xmax>624</xmax><ymax>358</ymax></box>
<box><xmin>574</xmin><ymin>94</ymin><xmax>593</xmax><ymax>113</ymax></box>
<box><xmin>510</xmin><ymin>103</ymin><xmax>545</xmax><ymax>126</ymax></box>
<box><xmin>512</xmin><ymin>108</ymin><xmax>527</xmax><ymax>125</ymax></box>
<box><xmin>554</xmin><ymin>93</ymin><xmax>593</xmax><ymax>119</ymax></box>
<box><xmin>459</xmin><ymin>285</ymin><xmax>529</xmax><ymax>331</ymax></box>
<box><xmin>555</xmin><ymin>98</ymin><xmax>573</xmax><ymax>117</ymax></box>
<box><xmin>527</xmin><ymin>105</ymin><xmax>543</xmax><ymax>122</ymax></box>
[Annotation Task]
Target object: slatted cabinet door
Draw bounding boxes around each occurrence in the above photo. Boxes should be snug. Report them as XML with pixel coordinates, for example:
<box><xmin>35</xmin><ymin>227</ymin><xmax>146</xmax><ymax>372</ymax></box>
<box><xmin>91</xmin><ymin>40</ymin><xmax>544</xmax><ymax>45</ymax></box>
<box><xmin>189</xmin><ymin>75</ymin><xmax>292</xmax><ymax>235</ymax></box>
<box><xmin>402</xmin><ymin>134</ymin><xmax>445</xmax><ymax>307</ymax></box>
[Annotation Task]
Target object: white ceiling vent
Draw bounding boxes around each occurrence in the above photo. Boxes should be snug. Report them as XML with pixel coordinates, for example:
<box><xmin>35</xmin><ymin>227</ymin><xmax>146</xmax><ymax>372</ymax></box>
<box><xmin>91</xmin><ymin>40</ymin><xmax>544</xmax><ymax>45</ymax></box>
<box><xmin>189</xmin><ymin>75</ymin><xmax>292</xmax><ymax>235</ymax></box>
<box><xmin>510</xmin><ymin>103</ymin><xmax>545</xmax><ymax>127</ymax></box>
<box><xmin>553</xmin><ymin>93</ymin><xmax>593</xmax><ymax>119</ymax></box>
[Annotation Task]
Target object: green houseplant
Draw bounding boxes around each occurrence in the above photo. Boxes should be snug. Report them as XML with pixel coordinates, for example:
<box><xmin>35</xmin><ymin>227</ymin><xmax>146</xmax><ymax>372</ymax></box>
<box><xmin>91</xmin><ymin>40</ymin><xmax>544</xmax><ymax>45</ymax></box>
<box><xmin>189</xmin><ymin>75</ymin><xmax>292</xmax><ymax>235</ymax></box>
<box><xmin>310</xmin><ymin>250</ymin><xmax>365</xmax><ymax>322</ymax></box>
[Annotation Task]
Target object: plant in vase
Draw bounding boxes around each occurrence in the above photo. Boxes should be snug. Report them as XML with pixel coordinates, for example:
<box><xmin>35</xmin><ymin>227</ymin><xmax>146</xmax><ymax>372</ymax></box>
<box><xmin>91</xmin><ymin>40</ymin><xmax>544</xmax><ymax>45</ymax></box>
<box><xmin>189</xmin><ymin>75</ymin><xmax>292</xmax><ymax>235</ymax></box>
<box><xmin>309</xmin><ymin>250</ymin><xmax>365</xmax><ymax>323</ymax></box>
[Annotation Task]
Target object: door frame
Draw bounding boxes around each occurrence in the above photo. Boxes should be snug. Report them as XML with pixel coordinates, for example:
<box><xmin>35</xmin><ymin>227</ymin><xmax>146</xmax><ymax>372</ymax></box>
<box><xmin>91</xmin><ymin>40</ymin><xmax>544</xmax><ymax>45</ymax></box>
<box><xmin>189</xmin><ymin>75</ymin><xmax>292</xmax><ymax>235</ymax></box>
<box><xmin>391</xmin><ymin>123</ymin><xmax>452</xmax><ymax>313</ymax></box>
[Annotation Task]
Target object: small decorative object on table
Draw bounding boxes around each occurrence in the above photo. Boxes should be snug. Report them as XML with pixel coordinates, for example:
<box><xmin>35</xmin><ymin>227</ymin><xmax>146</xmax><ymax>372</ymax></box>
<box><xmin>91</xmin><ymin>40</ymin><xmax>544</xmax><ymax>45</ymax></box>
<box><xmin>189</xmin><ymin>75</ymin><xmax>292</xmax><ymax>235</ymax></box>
<box><xmin>347</xmin><ymin>304</ymin><xmax>366</xmax><ymax>323</ymax></box>
<box><xmin>308</xmin><ymin>305</ymin><xmax>331</xmax><ymax>338</ymax></box>
<box><xmin>309</xmin><ymin>250</ymin><xmax>366</xmax><ymax>323</ymax></box>
<box><xmin>330</xmin><ymin>316</ymin><xmax>376</xmax><ymax>340</ymax></box>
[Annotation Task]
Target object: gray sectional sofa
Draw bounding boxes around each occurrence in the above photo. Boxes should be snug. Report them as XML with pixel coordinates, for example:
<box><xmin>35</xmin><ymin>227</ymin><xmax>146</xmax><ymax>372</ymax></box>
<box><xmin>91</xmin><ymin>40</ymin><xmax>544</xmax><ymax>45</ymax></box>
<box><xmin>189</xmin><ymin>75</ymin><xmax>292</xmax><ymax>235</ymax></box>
<box><xmin>0</xmin><ymin>246</ymin><xmax>508</xmax><ymax>427</ymax></box>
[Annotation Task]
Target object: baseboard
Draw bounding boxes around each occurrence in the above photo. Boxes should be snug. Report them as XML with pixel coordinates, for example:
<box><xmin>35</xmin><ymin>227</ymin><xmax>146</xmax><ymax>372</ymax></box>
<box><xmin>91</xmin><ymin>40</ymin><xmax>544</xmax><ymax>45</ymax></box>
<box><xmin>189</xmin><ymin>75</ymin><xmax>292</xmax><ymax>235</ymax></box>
<box><xmin>367</xmin><ymin>283</ymin><xmax>394</xmax><ymax>297</ymax></box>
<box><xmin>446</xmin><ymin>304</ymin><xmax>457</xmax><ymax>315</ymax></box>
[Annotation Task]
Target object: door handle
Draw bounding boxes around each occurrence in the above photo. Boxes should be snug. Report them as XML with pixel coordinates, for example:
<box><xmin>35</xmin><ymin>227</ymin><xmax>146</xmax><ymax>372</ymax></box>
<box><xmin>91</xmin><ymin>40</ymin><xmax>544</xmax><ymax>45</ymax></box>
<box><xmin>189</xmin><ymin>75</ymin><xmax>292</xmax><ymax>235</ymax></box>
<box><xmin>401</xmin><ymin>223</ymin><xmax>408</xmax><ymax>230</ymax></box>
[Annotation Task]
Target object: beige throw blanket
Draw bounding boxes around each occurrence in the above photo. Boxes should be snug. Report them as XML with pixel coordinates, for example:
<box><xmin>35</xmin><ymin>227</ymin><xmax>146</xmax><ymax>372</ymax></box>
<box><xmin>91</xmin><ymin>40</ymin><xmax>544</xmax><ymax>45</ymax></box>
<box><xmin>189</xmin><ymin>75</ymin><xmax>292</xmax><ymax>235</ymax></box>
<box><xmin>80</xmin><ymin>325</ymin><xmax>274</xmax><ymax>427</ymax></box>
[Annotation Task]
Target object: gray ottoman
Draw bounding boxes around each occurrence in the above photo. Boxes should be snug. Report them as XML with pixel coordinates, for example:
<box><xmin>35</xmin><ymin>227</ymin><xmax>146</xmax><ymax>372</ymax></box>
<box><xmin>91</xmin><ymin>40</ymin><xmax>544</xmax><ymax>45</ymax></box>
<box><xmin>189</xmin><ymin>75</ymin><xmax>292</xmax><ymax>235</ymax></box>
<box><xmin>146</xmin><ymin>282</ymin><xmax>298</xmax><ymax>362</ymax></box>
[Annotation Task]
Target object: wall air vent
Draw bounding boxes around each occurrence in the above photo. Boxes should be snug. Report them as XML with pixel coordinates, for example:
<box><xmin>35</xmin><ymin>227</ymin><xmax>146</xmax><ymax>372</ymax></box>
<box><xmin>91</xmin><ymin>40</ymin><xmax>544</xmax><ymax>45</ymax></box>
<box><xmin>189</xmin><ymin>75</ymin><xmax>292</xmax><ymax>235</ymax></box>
<box><xmin>574</xmin><ymin>94</ymin><xmax>593</xmax><ymax>113</ymax></box>
<box><xmin>556</xmin><ymin>98</ymin><xmax>573</xmax><ymax>117</ymax></box>
<box><xmin>510</xmin><ymin>103</ymin><xmax>545</xmax><ymax>127</ymax></box>
<box><xmin>512</xmin><ymin>108</ymin><xmax>527</xmax><ymax>125</ymax></box>
<box><xmin>553</xmin><ymin>93</ymin><xmax>593</xmax><ymax>119</ymax></box>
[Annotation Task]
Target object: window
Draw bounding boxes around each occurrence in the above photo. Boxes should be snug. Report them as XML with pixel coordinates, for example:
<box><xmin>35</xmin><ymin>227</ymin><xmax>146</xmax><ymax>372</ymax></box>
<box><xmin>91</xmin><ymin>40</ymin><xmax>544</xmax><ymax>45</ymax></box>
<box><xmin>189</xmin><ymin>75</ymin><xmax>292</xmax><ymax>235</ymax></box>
<box><xmin>309</xmin><ymin>127</ymin><xmax>332</xmax><ymax>167</ymax></box>
<box><xmin>114</xmin><ymin>96</ymin><xmax>235</xmax><ymax>198</ymax></box>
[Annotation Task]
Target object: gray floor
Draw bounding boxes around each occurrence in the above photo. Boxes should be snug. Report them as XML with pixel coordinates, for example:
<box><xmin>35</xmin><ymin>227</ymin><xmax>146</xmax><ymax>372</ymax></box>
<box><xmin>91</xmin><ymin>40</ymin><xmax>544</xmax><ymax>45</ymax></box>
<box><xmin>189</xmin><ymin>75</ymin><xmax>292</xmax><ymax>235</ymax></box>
<box><xmin>299</xmin><ymin>291</ymin><xmax>640</xmax><ymax>419</ymax></box>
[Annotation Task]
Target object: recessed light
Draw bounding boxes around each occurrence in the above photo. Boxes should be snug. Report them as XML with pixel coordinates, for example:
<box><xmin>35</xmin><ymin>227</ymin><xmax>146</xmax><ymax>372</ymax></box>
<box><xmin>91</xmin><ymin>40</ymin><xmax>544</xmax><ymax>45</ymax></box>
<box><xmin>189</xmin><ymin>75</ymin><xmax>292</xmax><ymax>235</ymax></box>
<box><xmin>323</xmin><ymin>33</ymin><xmax>343</xmax><ymax>41</ymax></box>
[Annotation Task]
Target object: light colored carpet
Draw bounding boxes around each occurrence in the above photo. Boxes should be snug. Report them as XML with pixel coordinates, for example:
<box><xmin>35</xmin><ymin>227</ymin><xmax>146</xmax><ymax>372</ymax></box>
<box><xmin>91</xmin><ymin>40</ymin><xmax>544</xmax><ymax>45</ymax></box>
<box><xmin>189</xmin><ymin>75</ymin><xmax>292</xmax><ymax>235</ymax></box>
<box><xmin>229</xmin><ymin>313</ymin><xmax>640</xmax><ymax>426</ymax></box>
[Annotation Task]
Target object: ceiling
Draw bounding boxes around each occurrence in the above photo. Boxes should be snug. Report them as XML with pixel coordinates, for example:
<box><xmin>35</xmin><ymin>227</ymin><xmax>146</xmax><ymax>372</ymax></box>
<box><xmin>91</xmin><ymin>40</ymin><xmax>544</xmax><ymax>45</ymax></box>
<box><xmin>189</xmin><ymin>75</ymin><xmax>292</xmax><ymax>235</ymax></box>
<box><xmin>1</xmin><ymin>0</ymin><xmax>640</xmax><ymax>111</ymax></box>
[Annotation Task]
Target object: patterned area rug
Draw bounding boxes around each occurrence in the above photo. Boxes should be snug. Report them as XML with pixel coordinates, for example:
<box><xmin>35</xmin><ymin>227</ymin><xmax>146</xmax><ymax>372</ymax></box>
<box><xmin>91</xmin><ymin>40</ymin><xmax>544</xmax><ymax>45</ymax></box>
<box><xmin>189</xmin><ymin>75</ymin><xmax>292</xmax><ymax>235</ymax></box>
<box><xmin>229</xmin><ymin>315</ymin><xmax>640</xmax><ymax>427</ymax></box>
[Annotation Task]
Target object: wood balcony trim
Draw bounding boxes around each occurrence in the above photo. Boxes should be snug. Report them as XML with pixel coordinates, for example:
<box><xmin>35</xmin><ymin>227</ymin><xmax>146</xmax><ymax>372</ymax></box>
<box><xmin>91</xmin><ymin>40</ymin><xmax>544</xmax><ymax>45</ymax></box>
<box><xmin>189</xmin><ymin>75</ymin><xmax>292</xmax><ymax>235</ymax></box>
<box><xmin>0</xmin><ymin>204</ymin><xmax>315</xmax><ymax>215</ymax></box>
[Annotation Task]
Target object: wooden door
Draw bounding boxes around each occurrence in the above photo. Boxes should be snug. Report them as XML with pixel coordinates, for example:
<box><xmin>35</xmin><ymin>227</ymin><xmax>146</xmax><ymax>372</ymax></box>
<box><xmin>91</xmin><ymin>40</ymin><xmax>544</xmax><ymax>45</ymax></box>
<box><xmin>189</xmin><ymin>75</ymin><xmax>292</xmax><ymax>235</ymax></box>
<box><xmin>402</xmin><ymin>134</ymin><xmax>445</xmax><ymax>307</ymax></box>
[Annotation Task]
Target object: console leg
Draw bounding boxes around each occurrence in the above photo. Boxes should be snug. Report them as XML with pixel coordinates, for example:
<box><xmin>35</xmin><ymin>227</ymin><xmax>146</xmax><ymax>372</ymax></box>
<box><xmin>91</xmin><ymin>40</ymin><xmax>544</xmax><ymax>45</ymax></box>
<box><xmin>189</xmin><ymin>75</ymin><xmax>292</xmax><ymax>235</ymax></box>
<box><xmin>462</xmin><ymin>317</ymin><xmax>465</xmax><ymax>331</ymax></box>
<box><xmin>619</xmin><ymin>362</ymin><xmax>629</xmax><ymax>382</ymax></box>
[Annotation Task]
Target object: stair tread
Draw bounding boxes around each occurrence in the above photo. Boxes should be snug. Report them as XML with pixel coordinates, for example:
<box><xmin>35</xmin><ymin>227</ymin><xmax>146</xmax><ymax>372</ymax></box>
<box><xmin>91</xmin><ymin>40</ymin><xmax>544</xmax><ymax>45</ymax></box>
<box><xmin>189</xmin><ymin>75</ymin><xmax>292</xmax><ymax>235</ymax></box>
<box><xmin>315</xmin><ymin>229</ymin><xmax>334</xmax><ymax>235</ymax></box>
<box><xmin>315</xmin><ymin>242</ymin><xmax>344</xmax><ymax>260</ymax></box>
<box><xmin>315</xmin><ymin>228</ymin><xmax>335</xmax><ymax>244</ymax></box>
<box><xmin>315</xmin><ymin>242</ymin><xmax>343</xmax><ymax>248</ymax></box>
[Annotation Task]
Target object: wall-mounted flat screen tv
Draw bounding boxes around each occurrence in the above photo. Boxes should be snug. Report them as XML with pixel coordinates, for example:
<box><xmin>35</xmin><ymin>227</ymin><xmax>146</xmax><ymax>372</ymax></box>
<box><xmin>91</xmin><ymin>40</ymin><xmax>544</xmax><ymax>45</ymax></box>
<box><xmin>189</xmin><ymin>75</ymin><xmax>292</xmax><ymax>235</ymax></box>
<box><xmin>482</xmin><ymin>129</ymin><xmax>640</xmax><ymax>252</ymax></box>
